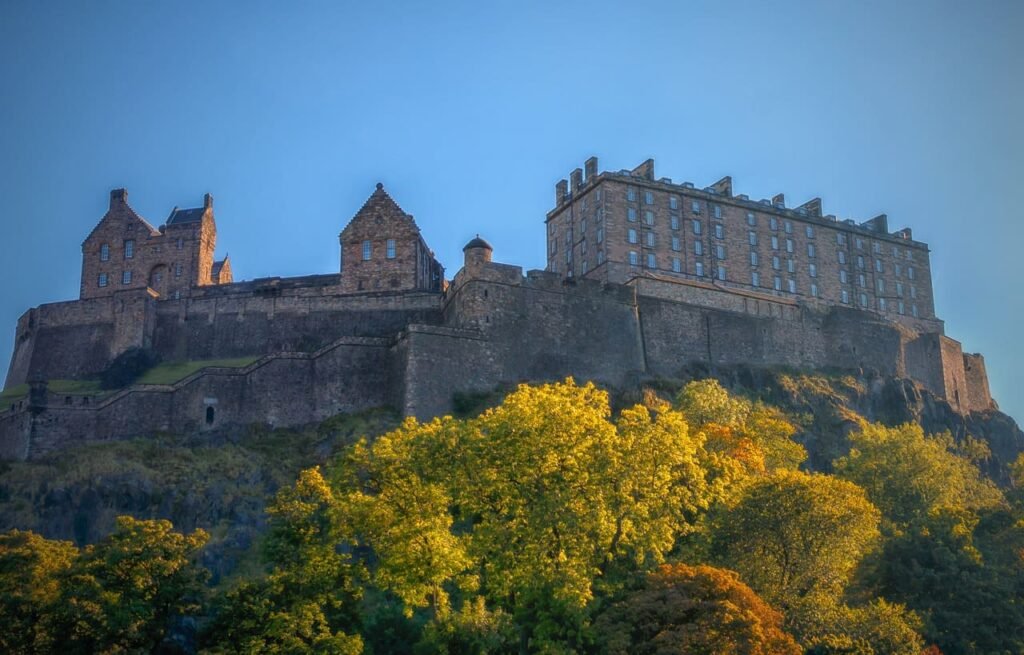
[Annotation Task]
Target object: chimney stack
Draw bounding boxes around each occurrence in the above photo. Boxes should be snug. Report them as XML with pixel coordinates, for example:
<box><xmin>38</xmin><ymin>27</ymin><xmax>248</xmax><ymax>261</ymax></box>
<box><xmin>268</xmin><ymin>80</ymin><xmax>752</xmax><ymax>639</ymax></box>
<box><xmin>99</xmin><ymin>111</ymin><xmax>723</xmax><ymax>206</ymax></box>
<box><xmin>204</xmin><ymin>193</ymin><xmax>214</xmax><ymax>209</ymax></box>
<box><xmin>555</xmin><ymin>179</ymin><xmax>568</xmax><ymax>205</ymax></box>
<box><xmin>110</xmin><ymin>188</ymin><xmax>127</xmax><ymax>208</ymax></box>
<box><xmin>570</xmin><ymin>168</ymin><xmax>583</xmax><ymax>193</ymax></box>
<box><xmin>772</xmin><ymin>193</ymin><xmax>786</xmax><ymax>208</ymax></box>
<box><xmin>584</xmin><ymin>156</ymin><xmax>598</xmax><ymax>181</ymax></box>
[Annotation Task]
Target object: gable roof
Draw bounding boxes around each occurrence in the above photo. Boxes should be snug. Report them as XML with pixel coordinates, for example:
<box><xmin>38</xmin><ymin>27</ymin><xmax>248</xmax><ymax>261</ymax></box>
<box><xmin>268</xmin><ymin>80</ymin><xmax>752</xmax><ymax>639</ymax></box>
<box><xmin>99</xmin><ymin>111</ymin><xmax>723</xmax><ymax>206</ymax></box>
<box><xmin>339</xmin><ymin>183</ymin><xmax>421</xmax><ymax>237</ymax></box>
<box><xmin>82</xmin><ymin>189</ymin><xmax>161</xmax><ymax>245</ymax></box>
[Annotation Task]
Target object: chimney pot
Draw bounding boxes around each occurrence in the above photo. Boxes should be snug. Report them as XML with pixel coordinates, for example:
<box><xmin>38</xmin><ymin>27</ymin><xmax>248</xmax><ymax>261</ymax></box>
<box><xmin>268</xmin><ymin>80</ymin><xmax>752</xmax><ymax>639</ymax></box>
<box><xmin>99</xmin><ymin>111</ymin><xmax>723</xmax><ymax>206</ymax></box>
<box><xmin>110</xmin><ymin>188</ymin><xmax>127</xmax><ymax>208</ymax></box>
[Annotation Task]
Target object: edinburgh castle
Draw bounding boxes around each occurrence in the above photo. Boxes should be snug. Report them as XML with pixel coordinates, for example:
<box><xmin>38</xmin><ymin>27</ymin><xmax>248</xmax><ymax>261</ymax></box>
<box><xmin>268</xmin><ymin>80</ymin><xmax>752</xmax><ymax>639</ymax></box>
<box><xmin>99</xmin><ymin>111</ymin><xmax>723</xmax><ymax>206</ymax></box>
<box><xmin>0</xmin><ymin>157</ymin><xmax>994</xmax><ymax>460</ymax></box>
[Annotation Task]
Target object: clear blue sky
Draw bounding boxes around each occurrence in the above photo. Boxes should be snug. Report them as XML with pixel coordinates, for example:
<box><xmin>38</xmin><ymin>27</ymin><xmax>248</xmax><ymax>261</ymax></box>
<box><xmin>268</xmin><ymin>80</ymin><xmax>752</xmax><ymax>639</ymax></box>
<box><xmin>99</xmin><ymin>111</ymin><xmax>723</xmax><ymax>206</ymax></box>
<box><xmin>1</xmin><ymin>1</ymin><xmax>1021</xmax><ymax>420</ymax></box>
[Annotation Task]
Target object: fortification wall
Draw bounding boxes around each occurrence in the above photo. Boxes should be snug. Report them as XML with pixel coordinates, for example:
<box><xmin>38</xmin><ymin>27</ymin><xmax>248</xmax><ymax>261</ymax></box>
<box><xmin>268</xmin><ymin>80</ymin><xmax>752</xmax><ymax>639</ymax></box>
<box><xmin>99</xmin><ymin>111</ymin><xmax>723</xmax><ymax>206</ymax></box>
<box><xmin>963</xmin><ymin>353</ymin><xmax>993</xmax><ymax>412</ymax></box>
<box><xmin>0</xmin><ymin>408</ymin><xmax>31</xmax><ymax>460</ymax></box>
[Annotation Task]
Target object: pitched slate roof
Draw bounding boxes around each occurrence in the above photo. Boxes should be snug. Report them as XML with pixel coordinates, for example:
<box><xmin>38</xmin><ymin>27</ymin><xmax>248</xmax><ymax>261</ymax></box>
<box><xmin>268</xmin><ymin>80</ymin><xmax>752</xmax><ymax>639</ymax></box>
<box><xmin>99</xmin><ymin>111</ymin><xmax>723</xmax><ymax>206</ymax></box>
<box><xmin>340</xmin><ymin>183</ymin><xmax>420</xmax><ymax>236</ymax></box>
<box><xmin>166</xmin><ymin>207</ymin><xmax>206</xmax><ymax>225</ymax></box>
<box><xmin>211</xmin><ymin>257</ymin><xmax>229</xmax><ymax>279</ymax></box>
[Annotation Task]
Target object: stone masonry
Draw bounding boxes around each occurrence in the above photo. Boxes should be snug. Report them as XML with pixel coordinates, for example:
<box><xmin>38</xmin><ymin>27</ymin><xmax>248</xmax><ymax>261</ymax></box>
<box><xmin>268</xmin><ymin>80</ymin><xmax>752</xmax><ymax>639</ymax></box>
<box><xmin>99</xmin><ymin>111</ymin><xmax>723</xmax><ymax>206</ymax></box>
<box><xmin>0</xmin><ymin>162</ymin><xmax>997</xmax><ymax>460</ymax></box>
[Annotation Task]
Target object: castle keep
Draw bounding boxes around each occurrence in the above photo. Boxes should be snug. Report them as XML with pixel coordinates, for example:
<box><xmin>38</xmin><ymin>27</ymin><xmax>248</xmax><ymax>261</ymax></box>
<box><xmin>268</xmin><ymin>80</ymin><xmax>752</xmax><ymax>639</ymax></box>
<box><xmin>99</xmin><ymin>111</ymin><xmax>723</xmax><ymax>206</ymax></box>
<box><xmin>1</xmin><ymin>157</ymin><xmax>994</xmax><ymax>460</ymax></box>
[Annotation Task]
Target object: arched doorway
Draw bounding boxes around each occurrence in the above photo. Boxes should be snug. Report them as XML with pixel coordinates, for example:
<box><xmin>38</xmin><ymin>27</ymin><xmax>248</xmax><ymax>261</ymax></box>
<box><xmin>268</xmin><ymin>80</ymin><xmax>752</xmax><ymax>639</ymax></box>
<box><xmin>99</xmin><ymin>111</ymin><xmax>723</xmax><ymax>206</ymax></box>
<box><xmin>148</xmin><ymin>264</ymin><xmax>169</xmax><ymax>297</ymax></box>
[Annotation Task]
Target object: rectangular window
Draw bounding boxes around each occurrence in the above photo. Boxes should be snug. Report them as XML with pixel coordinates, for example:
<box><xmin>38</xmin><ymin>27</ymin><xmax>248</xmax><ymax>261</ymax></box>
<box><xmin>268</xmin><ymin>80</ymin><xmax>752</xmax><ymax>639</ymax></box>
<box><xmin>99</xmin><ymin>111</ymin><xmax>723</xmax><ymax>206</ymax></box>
<box><xmin>809</xmin><ymin>263</ymin><xmax>817</xmax><ymax>277</ymax></box>
<box><xmin>646</xmin><ymin>232</ymin><xmax>655</xmax><ymax>247</ymax></box>
<box><xmin>386</xmin><ymin>239</ymin><xmax>396</xmax><ymax>259</ymax></box>
<box><xmin>860</xmin><ymin>293</ymin><xmax>868</xmax><ymax>308</ymax></box>
<box><xmin>770</xmin><ymin>217</ymin><xmax>778</xmax><ymax>231</ymax></box>
<box><xmin>597</xmin><ymin>249</ymin><xmax>605</xmax><ymax>264</ymax></box>
<box><xmin>856</xmin><ymin>237</ymin><xmax>863</xmax><ymax>250</ymax></box>
<box><xmin>713</xmin><ymin>204</ymin><xmax>722</xmax><ymax>219</ymax></box>
<box><xmin>912</xmin><ymin>304</ymin><xmax>919</xmax><ymax>317</ymax></box>
<box><xmin>691</xmin><ymin>199</ymin><xmax>701</xmax><ymax>214</ymax></box>
<box><xmin>774</xmin><ymin>276</ymin><xmax>782</xmax><ymax>291</ymax></box>
<box><xmin>857</xmin><ymin>255</ymin><xmax>865</xmax><ymax>269</ymax></box>
<box><xmin>788</xmin><ymin>279</ymin><xmax>796</xmax><ymax>293</ymax></box>
<box><xmin>716</xmin><ymin>244</ymin><xmax>726</xmax><ymax>260</ymax></box>
<box><xmin>672</xmin><ymin>257</ymin><xmax>681</xmax><ymax>272</ymax></box>
<box><xmin>670</xmin><ymin>215</ymin><xmax>679</xmax><ymax>231</ymax></box>
<box><xmin>175</xmin><ymin>263</ymin><xmax>182</xmax><ymax>278</ymax></box>
<box><xmin>695</xmin><ymin>241</ymin><xmax>704</xmax><ymax>256</ymax></box>
<box><xmin>670</xmin><ymin>196</ymin><xmax>679</xmax><ymax>210</ymax></box>
<box><xmin>910</xmin><ymin>286</ymin><xmax>917</xmax><ymax>299</ymax></box>
<box><xmin>908</xmin><ymin>267</ymin><xmax>915</xmax><ymax>280</ymax></box>
<box><xmin>696</xmin><ymin>261</ymin><xmax>705</xmax><ymax>276</ymax></box>
<box><xmin>771</xmin><ymin>235</ymin><xmax>779</xmax><ymax>250</ymax></box>
<box><xmin>873</xmin><ymin>242</ymin><xmax>881</xmax><ymax>254</ymax></box>
<box><xmin>896</xmin><ymin>282</ymin><xmax>903</xmax><ymax>297</ymax></box>
<box><xmin>627</xmin><ymin>187</ymin><xmax>637</xmax><ymax>202</ymax></box>
<box><xmin>581</xmin><ymin>218</ymin><xmax>587</xmax><ymax>233</ymax></box>
<box><xmin>784</xmin><ymin>220</ymin><xmax>793</xmax><ymax>234</ymax></box>
<box><xmin>716</xmin><ymin>265</ymin><xmax>726</xmax><ymax>281</ymax></box>
<box><xmin>858</xmin><ymin>273</ymin><xmax>866</xmax><ymax>287</ymax></box>
<box><xmin>98</xmin><ymin>273</ymin><xmax>108</xmax><ymax>287</ymax></box>
<box><xmin>122</xmin><ymin>270</ymin><xmax>132</xmax><ymax>285</ymax></box>
<box><xmin>581</xmin><ymin>238</ymin><xmax>587</xmax><ymax>254</ymax></box>
<box><xmin>597</xmin><ymin>228</ymin><xmax>604</xmax><ymax>244</ymax></box>
<box><xmin>362</xmin><ymin>240</ymin><xmax>372</xmax><ymax>260</ymax></box>
<box><xmin>877</xmin><ymin>279</ymin><xmax>885</xmax><ymax>293</ymax></box>
<box><xmin>748</xmin><ymin>231</ymin><xmax>757</xmax><ymax>246</ymax></box>
<box><xmin>842</xmin><ymin>289</ymin><xmax>850</xmax><ymax>304</ymax></box>
<box><xmin>838</xmin><ymin>251</ymin><xmax>847</xmax><ymax>264</ymax></box>
<box><xmin>895</xmin><ymin>263</ymin><xmax>902</xmax><ymax>277</ymax></box>
<box><xmin>840</xmin><ymin>270</ymin><xmax>848</xmax><ymax>284</ymax></box>
<box><xmin>807</xmin><ymin>243</ymin><xmax>816</xmax><ymax>258</ymax></box>
<box><xmin>907</xmin><ymin>250</ymin><xmax>914</xmax><ymax>261</ymax></box>
<box><xmin>644</xmin><ymin>210</ymin><xmax>655</xmax><ymax>225</ymax></box>
<box><xmin>806</xmin><ymin>225</ymin><xmax>815</xmax><ymax>238</ymax></box>
<box><xmin>898</xmin><ymin>301</ymin><xmax>905</xmax><ymax>315</ymax></box>
<box><xmin>875</xmin><ymin>259</ymin><xmax>883</xmax><ymax>273</ymax></box>
<box><xmin>751</xmin><ymin>271</ymin><xmax>760</xmax><ymax>287</ymax></box>
<box><xmin>672</xmin><ymin>236</ymin><xmax>681</xmax><ymax>251</ymax></box>
<box><xmin>124</xmin><ymin>239</ymin><xmax>134</xmax><ymax>259</ymax></box>
<box><xmin>714</xmin><ymin>224</ymin><xmax>724</xmax><ymax>239</ymax></box>
<box><xmin>628</xmin><ymin>229</ymin><xmax>638</xmax><ymax>244</ymax></box>
<box><xmin>647</xmin><ymin>253</ymin><xmax>656</xmax><ymax>269</ymax></box>
<box><xmin>644</xmin><ymin>190</ymin><xmax>654</xmax><ymax>205</ymax></box>
<box><xmin>747</xmin><ymin>212</ymin><xmax>756</xmax><ymax>226</ymax></box>
<box><xmin>629</xmin><ymin>251</ymin><xmax>639</xmax><ymax>266</ymax></box>
<box><xmin>750</xmin><ymin>251</ymin><xmax>759</xmax><ymax>266</ymax></box>
<box><xmin>176</xmin><ymin>237</ymin><xmax>183</xmax><ymax>250</ymax></box>
<box><xmin>787</xmin><ymin>259</ymin><xmax>795</xmax><ymax>274</ymax></box>
<box><xmin>811</xmin><ymin>283</ymin><xmax>819</xmax><ymax>297</ymax></box>
<box><xmin>879</xmin><ymin>298</ymin><xmax>888</xmax><ymax>311</ymax></box>
<box><xmin>786</xmin><ymin>239</ymin><xmax>794</xmax><ymax>253</ymax></box>
<box><xmin>693</xmin><ymin>219</ymin><xmax>702</xmax><ymax>235</ymax></box>
<box><xmin>772</xmin><ymin>255</ymin><xmax>781</xmax><ymax>270</ymax></box>
<box><xmin>628</xmin><ymin>207</ymin><xmax>637</xmax><ymax>222</ymax></box>
<box><xmin>100</xmin><ymin>243</ymin><xmax>110</xmax><ymax>261</ymax></box>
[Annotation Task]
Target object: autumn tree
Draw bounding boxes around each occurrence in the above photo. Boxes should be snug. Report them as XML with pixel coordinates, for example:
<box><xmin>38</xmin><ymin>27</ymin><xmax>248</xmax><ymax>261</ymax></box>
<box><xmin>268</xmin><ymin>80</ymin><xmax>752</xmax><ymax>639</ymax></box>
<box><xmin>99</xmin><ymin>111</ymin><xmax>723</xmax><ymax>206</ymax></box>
<box><xmin>0</xmin><ymin>530</ymin><xmax>78</xmax><ymax>653</ymax></box>
<box><xmin>593</xmin><ymin>563</ymin><xmax>801</xmax><ymax>655</ymax></box>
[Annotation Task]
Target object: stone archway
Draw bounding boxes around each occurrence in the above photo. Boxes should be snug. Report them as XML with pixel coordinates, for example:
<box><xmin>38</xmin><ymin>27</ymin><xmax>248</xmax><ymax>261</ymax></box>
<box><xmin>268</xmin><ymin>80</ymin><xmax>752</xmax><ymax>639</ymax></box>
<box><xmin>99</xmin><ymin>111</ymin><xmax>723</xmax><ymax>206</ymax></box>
<box><xmin>148</xmin><ymin>264</ymin><xmax>169</xmax><ymax>297</ymax></box>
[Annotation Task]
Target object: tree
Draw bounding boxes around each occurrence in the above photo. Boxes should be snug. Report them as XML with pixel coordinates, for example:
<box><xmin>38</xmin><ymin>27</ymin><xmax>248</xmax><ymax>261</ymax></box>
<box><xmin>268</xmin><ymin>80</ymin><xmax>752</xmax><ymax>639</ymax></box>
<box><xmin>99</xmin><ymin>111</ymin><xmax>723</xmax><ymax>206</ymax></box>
<box><xmin>47</xmin><ymin>516</ymin><xmax>209</xmax><ymax>654</ymax></box>
<box><xmin>592</xmin><ymin>563</ymin><xmax>801</xmax><ymax>655</ymax></box>
<box><xmin>0</xmin><ymin>530</ymin><xmax>78</xmax><ymax>653</ymax></box>
<box><xmin>709</xmin><ymin>470</ymin><xmax>881</xmax><ymax>611</ymax></box>
<box><xmin>834</xmin><ymin>423</ymin><xmax>1003</xmax><ymax>529</ymax></box>
<box><xmin>204</xmin><ymin>468</ymin><xmax>363</xmax><ymax>654</ymax></box>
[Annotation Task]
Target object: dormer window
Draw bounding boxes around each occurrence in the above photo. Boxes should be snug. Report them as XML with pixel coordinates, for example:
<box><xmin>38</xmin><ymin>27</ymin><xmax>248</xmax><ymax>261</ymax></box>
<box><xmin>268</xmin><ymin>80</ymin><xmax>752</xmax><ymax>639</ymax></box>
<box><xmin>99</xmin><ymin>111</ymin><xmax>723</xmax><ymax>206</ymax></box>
<box><xmin>124</xmin><ymin>239</ymin><xmax>134</xmax><ymax>259</ymax></box>
<box><xmin>362</xmin><ymin>240</ymin><xmax>372</xmax><ymax>260</ymax></box>
<box><xmin>100</xmin><ymin>243</ymin><xmax>110</xmax><ymax>261</ymax></box>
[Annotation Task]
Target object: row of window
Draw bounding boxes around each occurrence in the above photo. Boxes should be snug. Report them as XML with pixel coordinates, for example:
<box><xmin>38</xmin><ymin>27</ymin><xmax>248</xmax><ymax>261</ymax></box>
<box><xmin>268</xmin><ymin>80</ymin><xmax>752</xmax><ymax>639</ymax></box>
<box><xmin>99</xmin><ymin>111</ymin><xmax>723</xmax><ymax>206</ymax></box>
<box><xmin>98</xmin><ymin>238</ymin><xmax>189</xmax><ymax>262</ymax></box>
<box><xmin>360</xmin><ymin>239</ymin><xmax>397</xmax><ymax>261</ymax></box>
<box><xmin>96</xmin><ymin>263</ymin><xmax>185</xmax><ymax>288</ymax></box>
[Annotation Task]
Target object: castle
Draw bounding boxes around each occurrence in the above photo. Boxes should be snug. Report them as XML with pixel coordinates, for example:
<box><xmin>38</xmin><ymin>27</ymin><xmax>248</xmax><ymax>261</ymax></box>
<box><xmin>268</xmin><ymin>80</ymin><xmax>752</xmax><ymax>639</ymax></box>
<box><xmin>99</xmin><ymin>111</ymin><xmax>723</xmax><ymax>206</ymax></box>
<box><xmin>0</xmin><ymin>157</ymin><xmax>994</xmax><ymax>460</ymax></box>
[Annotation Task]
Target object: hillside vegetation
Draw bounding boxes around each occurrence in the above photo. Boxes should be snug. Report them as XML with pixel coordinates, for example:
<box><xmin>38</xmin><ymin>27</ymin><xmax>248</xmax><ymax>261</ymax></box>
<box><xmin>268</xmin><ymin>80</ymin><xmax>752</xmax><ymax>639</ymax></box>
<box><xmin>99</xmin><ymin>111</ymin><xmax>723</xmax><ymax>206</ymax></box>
<box><xmin>1</xmin><ymin>371</ymin><xmax>1023</xmax><ymax>654</ymax></box>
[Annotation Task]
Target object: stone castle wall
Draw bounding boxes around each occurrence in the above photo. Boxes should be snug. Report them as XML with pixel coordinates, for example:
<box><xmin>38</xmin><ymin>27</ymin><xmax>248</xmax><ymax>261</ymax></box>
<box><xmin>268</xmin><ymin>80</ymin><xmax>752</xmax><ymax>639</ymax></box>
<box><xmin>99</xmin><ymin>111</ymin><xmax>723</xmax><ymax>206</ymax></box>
<box><xmin>1</xmin><ymin>260</ymin><xmax>996</xmax><ymax>461</ymax></box>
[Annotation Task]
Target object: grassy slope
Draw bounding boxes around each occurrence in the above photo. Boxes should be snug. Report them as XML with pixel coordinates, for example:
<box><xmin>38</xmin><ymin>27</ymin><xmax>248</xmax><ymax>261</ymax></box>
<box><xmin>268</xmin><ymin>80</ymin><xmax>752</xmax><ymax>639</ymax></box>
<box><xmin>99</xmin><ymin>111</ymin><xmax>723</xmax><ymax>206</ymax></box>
<box><xmin>136</xmin><ymin>357</ymin><xmax>261</xmax><ymax>385</ymax></box>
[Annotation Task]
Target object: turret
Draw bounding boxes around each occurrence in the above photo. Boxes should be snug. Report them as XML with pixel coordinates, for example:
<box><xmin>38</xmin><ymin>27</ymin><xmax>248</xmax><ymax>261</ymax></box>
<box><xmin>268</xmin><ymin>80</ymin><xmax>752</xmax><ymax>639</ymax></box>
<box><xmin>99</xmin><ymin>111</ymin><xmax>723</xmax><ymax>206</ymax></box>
<box><xmin>463</xmin><ymin>235</ymin><xmax>493</xmax><ymax>272</ymax></box>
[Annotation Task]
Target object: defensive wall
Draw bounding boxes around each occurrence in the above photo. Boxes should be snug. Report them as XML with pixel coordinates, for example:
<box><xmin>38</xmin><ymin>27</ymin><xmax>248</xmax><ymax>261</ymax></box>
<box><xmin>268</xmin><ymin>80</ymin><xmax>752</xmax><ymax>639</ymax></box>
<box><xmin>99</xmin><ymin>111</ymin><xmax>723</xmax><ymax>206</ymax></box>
<box><xmin>0</xmin><ymin>256</ymin><xmax>994</xmax><ymax>461</ymax></box>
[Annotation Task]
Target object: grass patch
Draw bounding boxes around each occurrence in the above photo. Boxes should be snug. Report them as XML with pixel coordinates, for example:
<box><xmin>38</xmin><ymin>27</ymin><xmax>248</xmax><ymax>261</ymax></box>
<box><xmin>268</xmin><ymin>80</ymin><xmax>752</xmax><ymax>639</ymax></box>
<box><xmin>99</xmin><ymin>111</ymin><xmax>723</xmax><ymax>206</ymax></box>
<box><xmin>136</xmin><ymin>357</ymin><xmax>260</xmax><ymax>385</ymax></box>
<box><xmin>0</xmin><ymin>384</ymin><xmax>29</xmax><ymax>412</ymax></box>
<box><xmin>48</xmin><ymin>379</ymin><xmax>103</xmax><ymax>395</ymax></box>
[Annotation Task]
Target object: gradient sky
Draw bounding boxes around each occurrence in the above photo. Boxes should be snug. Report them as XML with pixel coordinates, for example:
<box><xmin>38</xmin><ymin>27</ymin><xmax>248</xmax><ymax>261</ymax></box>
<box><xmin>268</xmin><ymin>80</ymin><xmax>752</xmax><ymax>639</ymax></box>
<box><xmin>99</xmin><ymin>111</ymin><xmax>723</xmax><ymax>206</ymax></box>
<box><xmin>1</xmin><ymin>1</ymin><xmax>1021</xmax><ymax>419</ymax></box>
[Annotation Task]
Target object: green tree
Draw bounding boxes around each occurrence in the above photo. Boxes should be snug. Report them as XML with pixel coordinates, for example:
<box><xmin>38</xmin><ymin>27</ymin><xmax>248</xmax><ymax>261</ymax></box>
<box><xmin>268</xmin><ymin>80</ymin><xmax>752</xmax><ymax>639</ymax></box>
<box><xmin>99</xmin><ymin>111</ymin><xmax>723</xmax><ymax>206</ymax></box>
<box><xmin>48</xmin><ymin>516</ymin><xmax>209</xmax><ymax>654</ymax></box>
<box><xmin>204</xmin><ymin>468</ymin><xmax>363</xmax><ymax>654</ymax></box>
<box><xmin>0</xmin><ymin>530</ymin><xmax>78</xmax><ymax>654</ymax></box>
<box><xmin>593</xmin><ymin>563</ymin><xmax>801</xmax><ymax>655</ymax></box>
<box><xmin>708</xmin><ymin>470</ymin><xmax>881</xmax><ymax>613</ymax></box>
